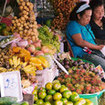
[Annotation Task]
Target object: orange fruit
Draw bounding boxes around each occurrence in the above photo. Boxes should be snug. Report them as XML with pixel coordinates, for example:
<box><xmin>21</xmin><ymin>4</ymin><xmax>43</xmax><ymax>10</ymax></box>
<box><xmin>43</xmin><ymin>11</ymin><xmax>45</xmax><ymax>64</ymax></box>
<box><xmin>70</xmin><ymin>94</ymin><xmax>79</xmax><ymax>102</ymax></box>
<box><xmin>45</xmin><ymin>95</ymin><xmax>53</xmax><ymax>102</ymax></box>
<box><xmin>61</xmin><ymin>98</ymin><xmax>68</xmax><ymax>104</ymax></box>
<box><xmin>44</xmin><ymin>102</ymin><xmax>51</xmax><ymax>105</ymax></box>
<box><xmin>53</xmin><ymin>92</ymin><xmax>62</xmax><ymax>100</ymax></box>
<box><xmin>47</xmin><ymin>89</ymin><xmax>56</xmax><ymax>95</ymax></box>
<box><xmin>72</xmin><ymin>92</ymin><xmax>78</xmax><ymax>95</ymax></box>
<box><xmin>38</xmin><ymin>87</ymin><xmax>46</xmax><ymax>93</ymax></box>
<box><xmin>21</xmin><ymin>101</ymin><xmax>29</xmax><ymax>105</ymax></box>
<box><xmin>60</xmin><ymin>86</ymin><xmax>68</xmax><ymax>93</ymax></box>
<box><xmin>54</xmin><ymin>100</ymin><xmax>63</xmax><ymax>105</ymax></box>
<box><xmin>53</xmin><ymin>82</ymin><xmax>61</xmax><ymax>91</ymax></box>
<box><xmin>36</xmin><ymin>99</ymin><xmax>44</xmax><ymax>105</ymax></box>
<box><xmin>45</xmin><ymin>82</ymin><xmax>52</xmax><ymax>90</ymax></box>
<box><xmin>61</xmin><ymin>85</ymin><xmax>66</xmax><ymax>88</ymax></box>
<box><xmin>66</xmin><ymin>101</ymin><xmax>73</xmax><ymax>105</ymax></box>
<box><xmin>34</xmin><ymin>94</ymin><xmax>38</xmax><ymax>101</ymax></box>
<box><xmin>32</xmin><ymin>89</ymin><xmax>37</xmax><ymax>95</ymax></box>
<box><xmin>38</xmin><ymin>91</ymin><xmax>46</xmax><ymax>99</ymax></box>
<box><xmin>62</xmin><ymin>90</ymin><xmax>72</xmax><ymax>99</ymax></box>
<box><xmin>74</xmin><ymin>101</ymin><xmax>83</xmax><ymax>105</ymax></box>
<box><xmin>52</xmin><ymin>80</ymin><xmax>60</xmax><ymax>84</ymax></box>
<box><xmin>78</xmin><ymin>98</ymin><xmax>86</xmax><ymax>105</ymax></box>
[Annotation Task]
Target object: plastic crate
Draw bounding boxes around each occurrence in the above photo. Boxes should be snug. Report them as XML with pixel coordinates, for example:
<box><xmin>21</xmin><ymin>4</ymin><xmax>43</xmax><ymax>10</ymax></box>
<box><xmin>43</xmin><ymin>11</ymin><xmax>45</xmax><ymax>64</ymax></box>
<box><xmin>36</xmin><ymin>65</ymin><xmax>58</xmax><ymax>88</ymax></box>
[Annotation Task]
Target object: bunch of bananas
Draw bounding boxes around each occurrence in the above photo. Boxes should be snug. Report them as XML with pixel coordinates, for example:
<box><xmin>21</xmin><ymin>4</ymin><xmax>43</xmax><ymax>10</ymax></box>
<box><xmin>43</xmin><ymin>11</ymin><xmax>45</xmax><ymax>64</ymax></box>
<box><xmin>9</xmin><ymin>56</ymin><xmax>36</xmax><ymax>76</ymax></box>
<box><xmin>21</xmin><ymin>62</ymin><xmax>36</xmax><ymax>76</ymax></box>
<box><xmin>9</xmin><ymin>56</ymin><xmax>21</xmax><ymax>68</ymax></box>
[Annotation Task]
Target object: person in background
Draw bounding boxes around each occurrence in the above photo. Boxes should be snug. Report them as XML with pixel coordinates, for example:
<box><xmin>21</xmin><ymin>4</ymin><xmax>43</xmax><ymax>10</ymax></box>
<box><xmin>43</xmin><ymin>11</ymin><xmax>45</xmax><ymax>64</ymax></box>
<box><xmin>66</xmin><ymin>2</ymin><xmax>105</xmax><ymax>70</ymax></box>
<box><xmin>89</xmin><ymin>0</ymin><xmax>105</xmax><ymax>44</ymax></box>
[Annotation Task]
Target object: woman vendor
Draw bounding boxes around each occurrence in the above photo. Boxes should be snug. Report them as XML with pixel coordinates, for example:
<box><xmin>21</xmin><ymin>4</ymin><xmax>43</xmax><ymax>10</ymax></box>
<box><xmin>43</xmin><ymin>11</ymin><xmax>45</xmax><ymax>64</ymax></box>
<box><xmin>66</xmin><ymin>2</ymin><xmax>105</xmax><ymax>70</ymax></box>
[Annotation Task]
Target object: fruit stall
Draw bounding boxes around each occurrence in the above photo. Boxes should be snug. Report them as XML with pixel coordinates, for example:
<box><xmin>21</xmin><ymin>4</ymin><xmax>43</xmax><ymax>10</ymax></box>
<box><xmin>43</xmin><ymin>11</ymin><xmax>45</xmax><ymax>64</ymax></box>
<box><xmin>0</xmin><ymin>0</ymin><xmax>105</xmax><ymax>105</ymax></box>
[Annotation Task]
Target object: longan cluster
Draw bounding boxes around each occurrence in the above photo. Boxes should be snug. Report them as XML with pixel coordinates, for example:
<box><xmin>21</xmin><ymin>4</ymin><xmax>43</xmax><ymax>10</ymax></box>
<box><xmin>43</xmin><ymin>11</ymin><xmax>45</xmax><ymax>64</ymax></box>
<box><xmin>51</xmin><ymin>0</ymin><xmax>79</xmax><ymax>30</ymax></box>
<box><xmin>11</xmin><ymin>0</ymin><xmax>39</xmax><ymax>41</ymax></box>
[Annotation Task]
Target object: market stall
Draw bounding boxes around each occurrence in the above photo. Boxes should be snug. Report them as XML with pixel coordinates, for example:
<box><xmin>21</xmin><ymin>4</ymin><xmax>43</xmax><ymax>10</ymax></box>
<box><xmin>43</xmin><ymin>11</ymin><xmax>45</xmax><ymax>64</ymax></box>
<box><xmin>0</xmin><ymin>0</ymin><xmax>105</xmax><ymax>105</ymax></box>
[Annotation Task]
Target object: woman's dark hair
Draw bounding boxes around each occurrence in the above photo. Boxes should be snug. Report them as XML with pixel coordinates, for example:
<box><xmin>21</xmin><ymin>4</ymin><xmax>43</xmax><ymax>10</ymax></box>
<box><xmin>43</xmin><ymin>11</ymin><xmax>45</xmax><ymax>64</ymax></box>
<box><xmin>89</xmin><ymin>0</ymin><xmax>104</xmax><ymax>11</ymax></box>
<box><xmin>70</xmin><ymin>2</ymin><xmax>91</xmax><ymax>21</ymax></box>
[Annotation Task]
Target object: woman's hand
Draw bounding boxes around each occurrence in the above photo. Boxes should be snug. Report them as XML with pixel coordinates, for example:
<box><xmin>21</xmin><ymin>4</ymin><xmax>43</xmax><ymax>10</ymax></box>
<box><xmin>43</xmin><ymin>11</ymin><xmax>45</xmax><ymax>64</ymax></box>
<box><xmin>96</xmin><ymin>45</ymin><xmax>104</xmax><ymax>50</ymax></box>
<box><xmin>72</xmin><ymin>34</ymin><xmax>105</xmax><ymax>50</ymax></box>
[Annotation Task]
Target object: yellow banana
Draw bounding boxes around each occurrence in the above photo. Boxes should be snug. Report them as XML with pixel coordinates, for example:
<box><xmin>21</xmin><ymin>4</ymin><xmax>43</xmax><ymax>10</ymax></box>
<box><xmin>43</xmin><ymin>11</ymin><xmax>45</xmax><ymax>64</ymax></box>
<box><xmin>13</xmin><ymin>56</ymin><xmax>18</xmax><ymax>67</ymax></box>
<box><xmin>9</xmin><ymin>58</ymin><xmax>13</xmax><ymax>66</ymax></box>
<box><xmin>0</xmin><ymin>67</ymin><xmax>7</xmax><ymax>72</ymax></box>
<box><xmin>0</xmin><ymin>67</ymin><xmax>6</xmax><ymax>70</ymax></box>
<box><xmin>21</xmin><ymin>62</ymin><xmax>27</xmax><ymax>67</ymax></box>
<box><xmin>23</xmin><ymin>65</ymin><xmax>32</xmax><ymax>70</ymax></box>
<box><xmin>17</xmin><ymin>58</ymin><xmax>20</xmax><ymax>66</ymax></box>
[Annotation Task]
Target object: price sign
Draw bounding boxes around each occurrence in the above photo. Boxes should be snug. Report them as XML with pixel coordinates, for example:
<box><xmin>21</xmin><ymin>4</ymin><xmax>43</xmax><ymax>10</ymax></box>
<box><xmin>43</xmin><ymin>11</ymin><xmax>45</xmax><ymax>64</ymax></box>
<box><xmin>0</xmin><ymin>71</ymin><xmax>23</xmax><ymax>102</ymax></box>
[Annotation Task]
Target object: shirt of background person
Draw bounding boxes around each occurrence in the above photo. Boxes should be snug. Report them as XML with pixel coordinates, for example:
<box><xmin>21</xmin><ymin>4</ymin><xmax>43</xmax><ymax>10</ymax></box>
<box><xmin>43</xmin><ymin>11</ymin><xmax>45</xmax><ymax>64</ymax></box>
<box><xmin>66</xmin><ymin>21</ymin><xmax>96</xmax><ymax>57</ymax></box>
<box><xmin>90</xmin><ymin>18</ymin><xmax>105</xmax><ymax>40</ymax></box>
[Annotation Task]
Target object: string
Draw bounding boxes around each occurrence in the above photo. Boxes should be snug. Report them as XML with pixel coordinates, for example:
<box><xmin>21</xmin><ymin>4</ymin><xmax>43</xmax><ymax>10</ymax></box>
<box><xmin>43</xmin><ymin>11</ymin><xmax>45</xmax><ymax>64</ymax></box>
<box><xmin>0</xmin><ymin>0</ymin><xmax>8</xmax><ymax>22</ymax></box>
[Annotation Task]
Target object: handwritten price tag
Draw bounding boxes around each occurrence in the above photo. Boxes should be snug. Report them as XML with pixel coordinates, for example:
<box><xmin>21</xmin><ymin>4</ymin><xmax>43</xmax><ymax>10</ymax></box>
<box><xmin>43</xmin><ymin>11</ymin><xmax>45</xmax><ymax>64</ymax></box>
<box><xmin>0</xmin><ymin>71</ymin><xmax>23</xmax><ymax>102</ymax></box>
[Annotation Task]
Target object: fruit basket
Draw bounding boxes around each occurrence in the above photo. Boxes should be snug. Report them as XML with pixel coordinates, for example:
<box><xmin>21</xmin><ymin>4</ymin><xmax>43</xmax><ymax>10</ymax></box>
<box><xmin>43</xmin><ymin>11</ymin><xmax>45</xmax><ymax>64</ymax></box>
<box><xmin>71</xmin><ymin>57</ymin><xmax>94</xmax><ymax>65</ymax></box>
<box><xmin>79</xmin><ymin>89</ymin><xmax>105</xmax><ymax>105</ymax></box>
<box><xmin>79</xmin><ymin>89</ymin><xmax>105</xmax><ymax>99</ymax></box>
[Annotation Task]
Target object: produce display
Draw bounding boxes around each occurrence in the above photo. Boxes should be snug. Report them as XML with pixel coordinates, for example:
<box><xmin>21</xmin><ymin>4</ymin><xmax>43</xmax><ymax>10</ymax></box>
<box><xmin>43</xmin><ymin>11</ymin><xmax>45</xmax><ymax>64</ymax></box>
<box><xmin>11</xmin><ymin>0</ymin><xmax>39</xmax><ymax>41</ymax></box>
<box><xmin>0</xmin><ymin>0</ymin><xmax>105</xmax><ymax>104</ymax></box>
<box><xmin>0</xmin><ymin>46</ymin><xmax>12</xmax><ymax>67</ymax></box>
<box><xmin>32</xmin><ymin>81</ymin><xmax>93</xmax><ymax>105</ymax></box>
<box><xmin>57</xmin><ymin>69</ymin><xmax>105</xmax><ymax>94</ymax></box>
<box><xmin>0</xmin><ymin>0</ymin><xmax>61</xmax><ymax>90</ymax></box>
<box><xmin>48</xmin><ymin>0</ymin><xmax>79</xmax><ymax>30</ymax></box>
<box><xmin>0</xmin><ymin>23</ymin><xmax>11</xmax><ymax>36</ymax></box>
<box><xmin>58</xmin><ymin>58</ymin><xmax>105</xmax><ymax>78</ymax></box>
<box><xmin>0</xmin><ymin>54</ymin><xmax>49</xmax><ymax>88</ymax></box>
<box><xmin>38</xmin><ymin>25</ymin><xmax>60</xmax><ymax>53</ymax></box>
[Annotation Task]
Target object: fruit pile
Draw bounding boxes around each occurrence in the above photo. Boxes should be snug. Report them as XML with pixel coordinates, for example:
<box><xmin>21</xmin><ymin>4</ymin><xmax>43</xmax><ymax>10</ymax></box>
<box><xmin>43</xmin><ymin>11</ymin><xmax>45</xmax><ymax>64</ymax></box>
<box><xmin>11</xmin><ymin>0</ymin><xmax>39</xmax><ymax>41</ymax></box>
<box><xmin>57</xmin><ymin>69</ymin><xmax>105</xmax><ymax>94</ymax></box>
<box><xmin>0</xmin><ymin>23</ymin><xmax>11</xmax><ymax>35</ymax></box>
<box><xmin>32</xmin><ymin>81</ymin><xmax>93</xmax><ymax>105</ymax></box>
<box><xmin>0</xmin><ymin>46</ymin><xmax>12</xmax><ymax>67</ymax></box>
<box><xmin>48</xmin><ymin>0</ymin><xmax>79</xmax><ymax>30</ymax></box>
<box><xmin>38</xmin><ymin>25</ymin><xmax>60</xmax><ymax>53</ymax></box>
<box><xmin>58</xmin><ymin>58</ymin><xmax>104</xmax><ymax>78</ymax></box>
<box><xmin>0</xmin><ymin>55</ymin><xmax>49</xmax><ymax>88</ymax></box>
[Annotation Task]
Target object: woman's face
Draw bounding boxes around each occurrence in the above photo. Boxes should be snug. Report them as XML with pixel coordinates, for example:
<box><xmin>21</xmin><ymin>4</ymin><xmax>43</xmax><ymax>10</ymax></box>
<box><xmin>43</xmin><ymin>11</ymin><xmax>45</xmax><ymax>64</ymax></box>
<box><xmin>93</xmin><ymin>5</ymin><xmax>104</xmax><ymax>21</ymax></box>
<box><xmin>78</xmin><ymin>10</ymin><xmax>92</xmax><ymax>26</ymax></box>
